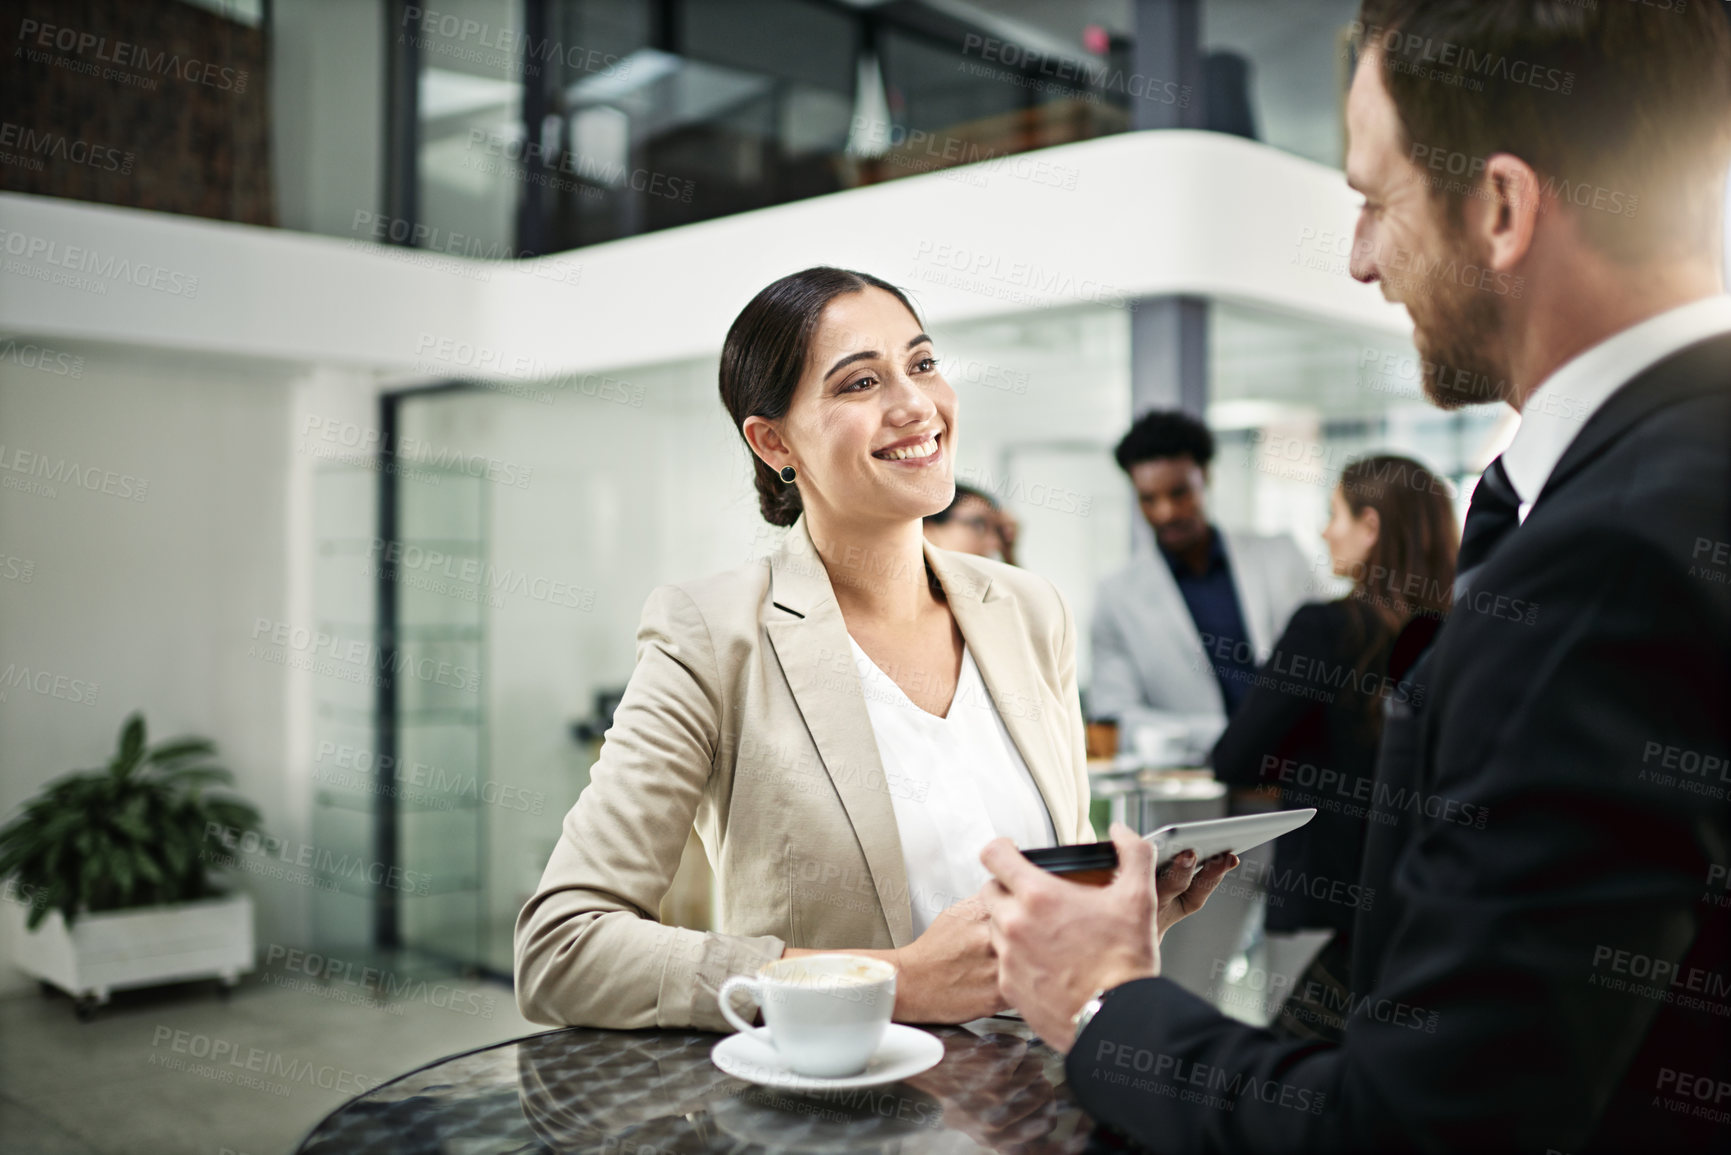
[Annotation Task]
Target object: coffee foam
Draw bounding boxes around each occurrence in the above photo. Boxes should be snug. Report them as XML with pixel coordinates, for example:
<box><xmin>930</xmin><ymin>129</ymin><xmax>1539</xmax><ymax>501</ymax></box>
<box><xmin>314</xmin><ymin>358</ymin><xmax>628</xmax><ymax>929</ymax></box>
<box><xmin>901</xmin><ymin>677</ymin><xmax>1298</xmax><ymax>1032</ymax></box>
<box><xmin>765</xmin><ymin>955</ymin><xmax>894</xmax><ymax>988</ymax></box>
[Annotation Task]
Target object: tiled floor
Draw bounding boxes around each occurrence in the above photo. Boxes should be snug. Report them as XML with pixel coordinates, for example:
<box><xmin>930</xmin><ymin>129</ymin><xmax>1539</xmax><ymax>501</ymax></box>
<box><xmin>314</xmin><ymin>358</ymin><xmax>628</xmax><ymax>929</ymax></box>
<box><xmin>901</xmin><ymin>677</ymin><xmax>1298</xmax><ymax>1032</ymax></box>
<box><xmin>0</xmin><ymin>970</ymin><xmax>537</xmax><ymax>1155</ymax></box>
<box><xmin>0</xmin><ymin>897</ymin><xmax>1293</xmax><ymax>1155</ymax></box>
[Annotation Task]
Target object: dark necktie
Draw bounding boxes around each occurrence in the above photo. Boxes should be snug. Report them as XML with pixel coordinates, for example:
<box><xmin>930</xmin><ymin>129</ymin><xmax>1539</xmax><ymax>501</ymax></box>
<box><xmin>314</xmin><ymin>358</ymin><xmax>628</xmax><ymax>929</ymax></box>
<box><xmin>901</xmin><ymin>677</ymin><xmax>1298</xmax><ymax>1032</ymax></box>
<box><xmin>1455</xmin><ymin>456</ymin><xmax>1521</xmax><ymax>596</ymax></box>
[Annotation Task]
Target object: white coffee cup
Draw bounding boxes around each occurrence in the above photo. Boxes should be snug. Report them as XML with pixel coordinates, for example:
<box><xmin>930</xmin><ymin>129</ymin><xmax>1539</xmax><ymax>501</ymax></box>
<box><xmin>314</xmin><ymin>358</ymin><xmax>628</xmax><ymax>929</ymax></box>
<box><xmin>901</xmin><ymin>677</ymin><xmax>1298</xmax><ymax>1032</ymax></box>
<box><xmin>717</xmin><ymin>954</ymin><xmax>896</xmax><ymax>1078</ymax></box>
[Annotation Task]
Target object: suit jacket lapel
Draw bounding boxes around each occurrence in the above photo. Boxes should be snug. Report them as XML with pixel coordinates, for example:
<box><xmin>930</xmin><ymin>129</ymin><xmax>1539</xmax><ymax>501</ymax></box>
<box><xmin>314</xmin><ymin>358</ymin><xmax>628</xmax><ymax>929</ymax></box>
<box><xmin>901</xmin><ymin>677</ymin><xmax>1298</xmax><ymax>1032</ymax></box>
<box><xmin>1128</xmin><ymin>544</ymin><xmax>1221</xmax><ymax>709</ymax></box>
<box><xmin>1221</xmin><ymin>531</ymin><xmax>1272</xmax><ymax>659</ymax></box>
<box><xmin>1532</xmin><ymin>332</ymin><xmax>1731</xmax><ymax>520</ymax></box>
<box><xmin>763</xmin><ymin>516</ymin><xmax>914</xmax><ymax>946</ymax></box>
<box><xmin>924</xmin><ymin>541</ymin><xmax>1076</xmax><ymax>843</ymax></box>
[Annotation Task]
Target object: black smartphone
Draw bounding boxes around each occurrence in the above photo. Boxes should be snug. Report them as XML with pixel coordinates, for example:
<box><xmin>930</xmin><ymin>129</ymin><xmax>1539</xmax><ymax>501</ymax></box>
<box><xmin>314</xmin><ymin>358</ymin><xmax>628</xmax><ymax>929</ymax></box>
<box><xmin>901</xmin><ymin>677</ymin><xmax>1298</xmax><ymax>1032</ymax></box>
<box><xmin>1021</xmin><ymin>841</ymin><xmax>1119</xmax><ymax>886</ymax></box>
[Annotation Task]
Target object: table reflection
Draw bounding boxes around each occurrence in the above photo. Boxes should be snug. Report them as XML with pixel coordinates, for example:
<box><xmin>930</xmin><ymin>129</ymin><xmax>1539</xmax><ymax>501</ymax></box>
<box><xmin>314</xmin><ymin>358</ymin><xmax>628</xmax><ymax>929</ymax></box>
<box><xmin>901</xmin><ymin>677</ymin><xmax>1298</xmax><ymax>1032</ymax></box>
<box><xmin>297</xmin><ymin>1017</ymin><xmax>1107</xmax><ymax>1155</ymax></box>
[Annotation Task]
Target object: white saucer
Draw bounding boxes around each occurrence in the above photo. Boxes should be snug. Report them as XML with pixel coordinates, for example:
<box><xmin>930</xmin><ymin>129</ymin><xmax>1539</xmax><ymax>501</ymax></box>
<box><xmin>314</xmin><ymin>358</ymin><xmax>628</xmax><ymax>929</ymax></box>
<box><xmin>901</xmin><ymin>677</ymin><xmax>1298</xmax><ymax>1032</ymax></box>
<box><xmin>710</xmin><ymin>1023</ymin><xmax>944</xmax><ymax>1092</ymax></box>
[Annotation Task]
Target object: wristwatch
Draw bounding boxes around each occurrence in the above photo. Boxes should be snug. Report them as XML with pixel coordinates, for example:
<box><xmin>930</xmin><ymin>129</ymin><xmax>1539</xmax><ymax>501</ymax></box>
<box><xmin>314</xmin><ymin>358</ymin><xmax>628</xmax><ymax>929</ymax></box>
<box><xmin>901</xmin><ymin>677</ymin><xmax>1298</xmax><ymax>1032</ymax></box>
<box><xmin>1071</xmin><ymin>986</ymin><xmax>1111</xmax><ymax>1045</ymax></box>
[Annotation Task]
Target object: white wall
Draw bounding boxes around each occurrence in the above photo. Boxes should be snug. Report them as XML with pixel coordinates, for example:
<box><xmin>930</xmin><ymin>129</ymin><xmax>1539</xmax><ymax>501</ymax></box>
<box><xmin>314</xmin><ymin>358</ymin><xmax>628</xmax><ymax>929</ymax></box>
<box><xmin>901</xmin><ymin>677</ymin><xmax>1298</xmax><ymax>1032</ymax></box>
<box><xmin>0</xmin><ymin>343</ymin><xmax>381</xmax><ymax>997</ymax></box>
<box><xmin>0</xmin><ymin>131</ymin><xmax>1408</xmax><ymax>379</ymax></box>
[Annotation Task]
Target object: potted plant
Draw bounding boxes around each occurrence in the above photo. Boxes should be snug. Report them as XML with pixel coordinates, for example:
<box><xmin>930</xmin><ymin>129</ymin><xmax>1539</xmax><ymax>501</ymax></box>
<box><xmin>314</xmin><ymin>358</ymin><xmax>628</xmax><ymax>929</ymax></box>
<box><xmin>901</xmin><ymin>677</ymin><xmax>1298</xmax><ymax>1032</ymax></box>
<box><xmin>0</xmin><ymin>712</ymin><xmax>264</xmax><ymax>1019</ymax></box>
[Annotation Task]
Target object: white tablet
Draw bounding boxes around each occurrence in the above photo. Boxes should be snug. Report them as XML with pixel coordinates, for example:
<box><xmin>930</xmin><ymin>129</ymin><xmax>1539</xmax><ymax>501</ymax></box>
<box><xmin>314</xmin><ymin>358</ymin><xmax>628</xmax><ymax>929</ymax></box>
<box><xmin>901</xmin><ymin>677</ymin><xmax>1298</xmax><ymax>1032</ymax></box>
<box><xmin>1144</xmin><ymin>808</ymin><xmax>1317</xmax><ymax>870</ymax></box>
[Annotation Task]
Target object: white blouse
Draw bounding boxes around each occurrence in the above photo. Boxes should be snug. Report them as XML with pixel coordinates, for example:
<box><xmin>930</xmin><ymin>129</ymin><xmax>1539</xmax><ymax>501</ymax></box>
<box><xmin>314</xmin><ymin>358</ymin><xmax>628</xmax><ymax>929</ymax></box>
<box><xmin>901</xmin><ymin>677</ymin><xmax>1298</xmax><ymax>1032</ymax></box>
<box><xmin>846</xmin><ymin>635</ymin><xmax>1057</xmax><ymax>936</ymax></box>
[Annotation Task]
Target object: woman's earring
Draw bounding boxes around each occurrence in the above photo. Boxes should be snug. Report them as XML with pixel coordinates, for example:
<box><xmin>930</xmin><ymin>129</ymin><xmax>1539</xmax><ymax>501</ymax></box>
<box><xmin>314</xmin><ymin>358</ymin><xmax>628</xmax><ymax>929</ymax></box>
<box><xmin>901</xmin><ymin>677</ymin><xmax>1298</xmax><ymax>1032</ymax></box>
<box><xmin>779</xmin><ymin>466</ymin><xmax>797</xmax><ymax>483</ymax></box>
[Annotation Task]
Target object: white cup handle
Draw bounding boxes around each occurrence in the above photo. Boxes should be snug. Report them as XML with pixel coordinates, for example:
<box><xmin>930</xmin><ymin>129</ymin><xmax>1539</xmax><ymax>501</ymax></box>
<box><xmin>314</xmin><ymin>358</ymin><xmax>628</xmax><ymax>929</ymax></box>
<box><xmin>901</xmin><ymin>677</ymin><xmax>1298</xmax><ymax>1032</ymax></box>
<box><xmin>718</xmin><ymin>975</ymin><xmax>775</xmax><ymax>1047</ymax></box>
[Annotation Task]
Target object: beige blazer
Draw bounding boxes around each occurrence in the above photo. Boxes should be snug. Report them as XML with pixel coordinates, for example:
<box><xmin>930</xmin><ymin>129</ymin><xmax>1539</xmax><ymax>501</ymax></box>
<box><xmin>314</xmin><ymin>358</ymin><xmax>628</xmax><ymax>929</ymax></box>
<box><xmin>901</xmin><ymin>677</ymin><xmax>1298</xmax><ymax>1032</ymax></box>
<box><xmin>514</xmin><ymin>515</ymin><xmax>1094</xmax><ymax>1031</ymax></box>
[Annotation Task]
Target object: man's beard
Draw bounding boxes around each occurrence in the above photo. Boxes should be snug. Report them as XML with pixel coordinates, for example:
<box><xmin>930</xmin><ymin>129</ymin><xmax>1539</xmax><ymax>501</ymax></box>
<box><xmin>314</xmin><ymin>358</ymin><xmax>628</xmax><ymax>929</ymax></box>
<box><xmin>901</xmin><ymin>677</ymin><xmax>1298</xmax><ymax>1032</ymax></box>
<box><xmin>1399</xmin><ymin>232</ymin><xmax>1514</xmax><ymax>411</ymax></box>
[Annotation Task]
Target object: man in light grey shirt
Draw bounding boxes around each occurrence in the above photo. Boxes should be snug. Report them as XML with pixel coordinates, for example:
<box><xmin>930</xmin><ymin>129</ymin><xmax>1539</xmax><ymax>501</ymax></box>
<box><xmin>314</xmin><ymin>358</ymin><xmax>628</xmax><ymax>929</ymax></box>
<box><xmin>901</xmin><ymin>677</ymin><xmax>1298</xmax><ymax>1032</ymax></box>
<box><xmin>1090</xmin><ymin>410</ymin><xmax>1311</xmax><ymax>763</ymax></box>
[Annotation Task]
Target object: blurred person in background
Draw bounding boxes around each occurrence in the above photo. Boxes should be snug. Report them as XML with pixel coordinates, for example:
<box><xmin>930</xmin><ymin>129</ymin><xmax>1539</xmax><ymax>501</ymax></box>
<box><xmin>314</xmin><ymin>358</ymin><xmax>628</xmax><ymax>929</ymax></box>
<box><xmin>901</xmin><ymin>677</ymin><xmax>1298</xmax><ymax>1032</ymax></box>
<box><xmin>923</xmin><ymin>482</ymin><xmax>1019</xmax><ymax>564</ymax></box>
<box><xmin>516</xmin><ymin>267</ymin><xmax>1226</xmax><ymax>1032</ymax></box>
<box><xmin>1091</xmin><ymin>410</ymin><xmax>1312</xmax><ymax>764</ymax></box>
<box><xmin>1210</xmin><ymin>454</ymin><xmax>1457</xmax><ymax>1037</ymax></box>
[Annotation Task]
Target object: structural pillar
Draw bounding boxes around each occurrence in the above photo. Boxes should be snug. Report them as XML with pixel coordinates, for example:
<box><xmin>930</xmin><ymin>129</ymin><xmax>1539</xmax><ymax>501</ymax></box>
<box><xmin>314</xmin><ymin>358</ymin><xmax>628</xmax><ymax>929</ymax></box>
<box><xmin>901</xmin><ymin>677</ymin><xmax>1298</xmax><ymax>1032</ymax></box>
<box><xmin>1127</xmin><ymin>0</ymin><xmax>1211</xmax><ymax>423</ymax></box>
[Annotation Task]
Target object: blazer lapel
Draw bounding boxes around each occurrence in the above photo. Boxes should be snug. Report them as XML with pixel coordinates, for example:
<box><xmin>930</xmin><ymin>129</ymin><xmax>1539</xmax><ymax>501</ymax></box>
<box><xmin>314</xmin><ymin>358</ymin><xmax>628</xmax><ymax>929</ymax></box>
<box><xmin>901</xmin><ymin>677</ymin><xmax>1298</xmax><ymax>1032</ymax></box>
<box><xmin>1532</xmin><ymin>332</ymin><xmax>1731</xmax><ymax>520</ymax></box>
<box><xmin>1221</xmin><ymin>531</ymin><xmax>1273</xmax><ymax>659</ymax></box>
<box><xmin>1128</xmin><ymin>545</ymin><xmax>1219</xmax><ymax>706</ymax></box>
<box><xmin>924</xmin><ymin>542</ymin><xmax>1076</xmax><ymax>842</ymax></box>
<box><xmin>763</xmin><ymin>517</ymin><xmax>914</xmax><ymax>946</ymax></box>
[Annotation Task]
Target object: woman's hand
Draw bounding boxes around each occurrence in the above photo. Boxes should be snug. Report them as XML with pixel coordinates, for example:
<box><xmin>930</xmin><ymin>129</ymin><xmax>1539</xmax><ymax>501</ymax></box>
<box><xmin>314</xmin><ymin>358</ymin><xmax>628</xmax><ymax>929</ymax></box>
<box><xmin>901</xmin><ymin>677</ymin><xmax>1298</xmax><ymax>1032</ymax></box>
<box><xmin>1154</xmin><ymin>849</ymin><xmax>1239</xmax><ymax>940</ymax></box>
<box><xmin>889</xmin><ymin>891</ymin><xmax>1010</xmax><ymax>1023</ymax></box>
<box><xmin>782</xmin><ymin>894</ymin><xmax>1008</xmax><ymax>1023</ymax></box>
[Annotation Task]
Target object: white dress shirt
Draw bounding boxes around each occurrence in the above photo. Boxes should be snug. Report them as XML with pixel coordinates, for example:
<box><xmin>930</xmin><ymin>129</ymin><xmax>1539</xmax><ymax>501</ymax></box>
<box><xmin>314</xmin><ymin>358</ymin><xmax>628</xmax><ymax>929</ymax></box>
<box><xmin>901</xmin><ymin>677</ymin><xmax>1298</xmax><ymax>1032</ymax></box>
<box><xmin>847</xmin><ymin>635</ymin><xmax>1057</xmax><ymax>936</ymax></box>
<box><xmin>1501</xmin><ymin>295</ymin><xmax>1731</xmax><ymax>523</ymax></box>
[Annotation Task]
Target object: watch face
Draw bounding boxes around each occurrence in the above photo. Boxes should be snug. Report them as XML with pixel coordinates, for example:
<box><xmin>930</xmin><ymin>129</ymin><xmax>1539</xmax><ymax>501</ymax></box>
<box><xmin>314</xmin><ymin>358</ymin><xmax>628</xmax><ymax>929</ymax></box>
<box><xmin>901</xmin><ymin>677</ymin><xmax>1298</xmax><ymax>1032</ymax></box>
<box><xmin>1071</xmin><ymin>990</ymin><xmax>1109</xmax><ymax>1040</ymax></box>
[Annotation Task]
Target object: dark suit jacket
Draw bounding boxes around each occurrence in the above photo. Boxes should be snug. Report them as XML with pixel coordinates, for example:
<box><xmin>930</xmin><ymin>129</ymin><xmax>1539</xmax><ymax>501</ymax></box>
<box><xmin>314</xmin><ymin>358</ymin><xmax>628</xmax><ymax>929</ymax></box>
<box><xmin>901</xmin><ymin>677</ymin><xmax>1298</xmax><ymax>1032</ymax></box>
<box><xmin>1211</xmin><ymin>599</ymin><xmax>1395</xmax><ymax>936</ymax></box>
<box><xmin>1067</xmin><ymin>333</ymin><xmax>1731</xmax><ymax>1154</ymax></box>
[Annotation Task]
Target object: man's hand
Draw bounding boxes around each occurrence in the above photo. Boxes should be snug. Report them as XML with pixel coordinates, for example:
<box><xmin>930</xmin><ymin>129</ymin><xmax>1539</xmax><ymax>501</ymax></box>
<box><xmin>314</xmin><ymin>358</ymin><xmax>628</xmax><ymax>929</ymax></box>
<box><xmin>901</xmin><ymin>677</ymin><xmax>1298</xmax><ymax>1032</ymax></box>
<box><xmin>981</xmin><ymin>823</ymin><xmax>1160</xmax><ymax>1053</ymax></box>
<box><xmin>981</xmin><ymin>824</ymin><xmax>1240</xmax><ymax>1052</ymax></box>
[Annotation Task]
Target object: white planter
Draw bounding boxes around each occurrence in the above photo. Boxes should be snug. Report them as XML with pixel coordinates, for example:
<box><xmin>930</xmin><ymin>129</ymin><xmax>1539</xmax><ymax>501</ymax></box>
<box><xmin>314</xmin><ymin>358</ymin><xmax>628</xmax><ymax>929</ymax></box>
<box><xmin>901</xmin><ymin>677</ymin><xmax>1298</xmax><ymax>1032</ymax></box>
<box><xmin>8</xmin><ymin>891</ymin><xmax>254</xmax><ymax>1015</ymax></box>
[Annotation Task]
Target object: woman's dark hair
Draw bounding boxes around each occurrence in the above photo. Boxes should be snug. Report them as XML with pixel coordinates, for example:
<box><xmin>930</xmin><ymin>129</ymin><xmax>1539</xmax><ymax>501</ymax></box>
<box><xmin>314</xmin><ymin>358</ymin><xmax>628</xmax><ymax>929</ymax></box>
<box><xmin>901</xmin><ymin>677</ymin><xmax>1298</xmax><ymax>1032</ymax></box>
<box><xmin>926</xmin><ymin>483</ymin><xmax>997</xmax><ymax>525</ymax></box>
<box><xmin>1327</xmin><ymin>455</ymin><xmax>1459</xmax><ymax>740</ymax></box>
<box><xmin>719</xmin><ymin>267</ymin><xmax>924</xmax><ymax>527</ymax></box>
<box><xmin>1336</xmin><ymin>454</ymin><xmax>1459</xmax><ymax>631</ymax></box>
<box><xmin>1113</xmin><ymin>410</ymin><xmax>1215</xmax><ymax>473</ymax></box>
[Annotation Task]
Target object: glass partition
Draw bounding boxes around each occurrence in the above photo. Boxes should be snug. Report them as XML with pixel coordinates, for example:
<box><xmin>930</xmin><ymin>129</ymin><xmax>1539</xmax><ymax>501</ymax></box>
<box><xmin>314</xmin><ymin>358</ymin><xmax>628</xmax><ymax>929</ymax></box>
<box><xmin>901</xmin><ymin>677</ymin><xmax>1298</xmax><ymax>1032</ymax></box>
<box><xmin>309</xmin><ymin>455</ymin><xmax>489</xmax><ymax>973</ymax></box>
<box><xmin>6</xmin><ymin>0</ymin><xmax>1393</xmax><ymax>250</ymax></box>
<box><xmin>391</xmin><ymin>465</ymin><xmax>489</xmax><ymax>967</ymax></box>
<box><xmin>414</xmin><ymin>0</ymin><xmax>526</xmax><ymax>259</ymax></box>
<box><xmin>403</xmin><ymin>0</ymin><xmax>1139</xmax><ymax>257</ymax></box>
<box><xmin>1203</xmin><ymin>0</ymin><xmax>1363</xmax><ymax>168</ymax></box>
<box><xmin>1206</xmin><ymin>301</ymin><xmax>1509</xmax><ymax>597</ymax></box>
<box><xmin>309</xmin><ymin>464</ymin><xmax>384</xmax><ymax>962</ymax></box>
<box><xmin>528</xmin><ymin>0</ymin><xmax>860</xmax><ymax>249</ymax></box>
<box><xmin>397</xmin><ymin>360</ymin><xmax>759</xmax><ymax>971</ymax></box>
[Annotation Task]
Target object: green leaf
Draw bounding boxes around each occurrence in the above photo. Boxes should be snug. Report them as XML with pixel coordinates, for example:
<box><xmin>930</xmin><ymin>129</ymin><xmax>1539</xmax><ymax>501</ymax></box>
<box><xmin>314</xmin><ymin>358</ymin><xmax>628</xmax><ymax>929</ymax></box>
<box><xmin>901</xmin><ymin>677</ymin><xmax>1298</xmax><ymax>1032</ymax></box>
<box><xmin>156</xmin><ymin>766</ymin><xmax>234</xmax><ymax>790</ymax></box>
<box><xmin>111</xmin><ymin>713</ymin><xmax>147</xmax><ymax>780</ymax></box>
<box><xmin>146</xmin><ymin>738</ymin><xmax>216</xmax><ymax>766</ymax></box>
<box><xmin>161</xmin><ymin>836</ymin><xmax>189</xmax><ymax>879</ymax></box>
<box><xmin>110</xmin><ymin>798</ymin><xmax>152</xmax><ymax>841</ymax></box>
<box><xmin>108</xmin><ymin>847</ymin><xmax>134</xmax><ymax>899</ymax></box>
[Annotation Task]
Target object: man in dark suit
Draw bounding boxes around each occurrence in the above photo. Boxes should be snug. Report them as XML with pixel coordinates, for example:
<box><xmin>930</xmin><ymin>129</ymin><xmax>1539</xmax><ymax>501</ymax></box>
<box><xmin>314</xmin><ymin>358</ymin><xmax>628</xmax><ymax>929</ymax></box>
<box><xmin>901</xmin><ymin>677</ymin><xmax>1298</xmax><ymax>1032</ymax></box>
<box><xmin>982</xmin><ymin>2</ymin><xmax>1731</xmax><ymax>1152</ymax></box>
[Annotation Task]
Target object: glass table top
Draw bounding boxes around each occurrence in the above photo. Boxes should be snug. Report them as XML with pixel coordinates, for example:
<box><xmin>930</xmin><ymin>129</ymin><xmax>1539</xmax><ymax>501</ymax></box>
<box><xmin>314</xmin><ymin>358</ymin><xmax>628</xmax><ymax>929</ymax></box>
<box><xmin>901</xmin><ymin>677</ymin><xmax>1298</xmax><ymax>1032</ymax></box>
<box><xmin>296</xmin><ymin>1016</ymin><xmax>1118</xmax><ymax>1155</ymax></box>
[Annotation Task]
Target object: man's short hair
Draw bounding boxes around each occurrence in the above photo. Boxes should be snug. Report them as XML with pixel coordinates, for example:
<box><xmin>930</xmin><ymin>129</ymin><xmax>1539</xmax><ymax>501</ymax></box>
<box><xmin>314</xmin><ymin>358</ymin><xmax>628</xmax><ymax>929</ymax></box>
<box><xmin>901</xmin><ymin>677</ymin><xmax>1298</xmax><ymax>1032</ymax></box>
<box><xmin>1354</xmin><ymin>0</ymin><xmax>1731</xmax><ymax>259</ymax></box>
<box><xmin>1113</xmin><ymin>410</ymin><xmax>1215</xmax><ymax>474</ymax></box>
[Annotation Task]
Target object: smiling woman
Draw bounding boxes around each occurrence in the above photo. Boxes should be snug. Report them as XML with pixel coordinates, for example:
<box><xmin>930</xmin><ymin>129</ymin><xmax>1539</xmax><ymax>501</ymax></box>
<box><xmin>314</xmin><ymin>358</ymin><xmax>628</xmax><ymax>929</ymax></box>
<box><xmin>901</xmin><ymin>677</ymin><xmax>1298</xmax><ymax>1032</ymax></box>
<box><xmin>513</xmin><ymin>266</ymin><xmax>1098</xmax><ymax>1032</ymax></box>
<box><xmin>720</xmin><ymin>268</ymin><xmax>952</xmax><ymax>531</ymax></box>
